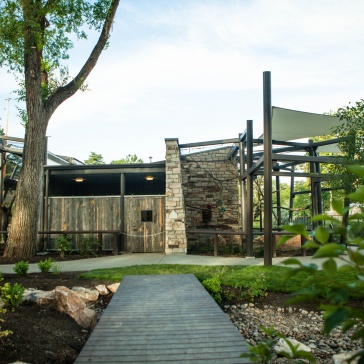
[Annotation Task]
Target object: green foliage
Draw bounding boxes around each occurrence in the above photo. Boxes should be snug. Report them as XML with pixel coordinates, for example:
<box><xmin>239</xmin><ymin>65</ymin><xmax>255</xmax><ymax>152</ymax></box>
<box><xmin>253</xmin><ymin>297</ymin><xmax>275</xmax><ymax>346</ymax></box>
<box><xmin>239</xmin><ymin>268</ymin><xmax>268</xmax><ymax>302</ymax></box>
<box><xmin>77</xmin><ymin>236</ymin><xmax>100</xmax><ymax>256</ymax></box>
<box><xmin>280</xmin><ymin>166</ymin><xmax>364</xmax><ymax>360</ymax></box>
<box><xmin>241</xmin><ymin>326</ymin><xmax>314</xmax><ymax>363</ymax></box>
<box><xmin>0</xmin><ymin>304</ymin><xmax>12</xmax><ymax>341</ymax></box>
<box><xmin>51</xmin><ymin>262</ymin><xmax>63</xmax><ymax>276</ymax></box>
<box><xmin>0</xmin><ymin>272</ymin><xmax>10</xmax><ymax>341</ymax></box>
<box><xmin>111</xmin><ymin>154</ymin><xmax>144</xmax><ymax>164</ymax></box>
<box><xmin>0</xmin><ymin>282</ymin><xmax>25</xmax><ymax>311</ymax></box>
<box><xmin>13</xmin><ymin>260</ymin><xmax>29</xmax><ymax>276</ymax></box>
<box><xmin>55</xmin><ymin>235</ymin><xmax>72</xmax><ymax>258</ymax></box>
<box><xmin>84</xmin><ymin>151</ymin><xmax>105</xmax><ymax>165</ymax></box>
<box><xmin>37</xmin><ymin>258</ymin><xmax>53</xmax><ymax>273</ymax></box>
<box><xmin>202</xmin><ymin>276</ymin><xmax>222</xmax><ymax>302</ymax></box>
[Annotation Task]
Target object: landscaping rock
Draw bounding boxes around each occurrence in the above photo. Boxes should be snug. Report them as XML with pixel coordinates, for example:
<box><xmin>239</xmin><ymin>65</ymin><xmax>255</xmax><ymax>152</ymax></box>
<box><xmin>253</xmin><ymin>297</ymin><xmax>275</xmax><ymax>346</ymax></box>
<box><xmin>95</xmin><ymin>284</ymin><xmax>109</xmax><ymax>295</ymax></box>
<box><xmin>273</xmin><ymin>338</ymin><xmax>311</xmax><ymax>358</ymax></box>
<box><xmin>72</xmin><ymin>286</ymin><xmax>99</xmax><ymax>303</ymax></box>
<box><xmin>23</xmin><ymin>288</ymin><xmax>55</xmax><ymax>305</ymax></box>
<box><xmin>107</xmin><ymin>283</ymin><xmax>120</xmax><ymax>293</ymax></box>
<box><xmin>333</xmin><ymin>351</ymin><xmax>361</xmax><ymax>364</ymax></box>
<box><xmin>53</xmin><ymin>286</ymin><xmax>95</xmax><ymax>329</ymax></box>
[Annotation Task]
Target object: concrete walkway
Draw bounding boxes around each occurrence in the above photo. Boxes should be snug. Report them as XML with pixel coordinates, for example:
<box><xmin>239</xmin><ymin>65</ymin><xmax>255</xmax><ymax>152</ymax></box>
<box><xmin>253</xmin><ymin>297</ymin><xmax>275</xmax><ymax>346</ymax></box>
<box><xmin>0</xmin><ymin>252</ymin><xmax>348</xmax><ymax>274</ymax></box>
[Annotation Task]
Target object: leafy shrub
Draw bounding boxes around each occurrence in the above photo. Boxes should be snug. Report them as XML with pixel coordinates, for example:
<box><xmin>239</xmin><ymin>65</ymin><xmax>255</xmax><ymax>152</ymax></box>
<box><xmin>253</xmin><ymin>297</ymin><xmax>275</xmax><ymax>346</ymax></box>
<box><xmin>0</xmin><ymin>273</ymin><xmax>12</xmax><ymax>340</ymax></box>
<box><xmin>37</xmin><ymin>258</ymin><xmax>53</xmax><ymax>273</ymax></box>
<box><xmin>55</xmin><ymin>235</ymin><xmax>72</xmax><ymax>258</ymax></box>
<box><xmin>13</xmin><ymin>260</ymin><xmax>29</xmax><ymax>276</ymax></box>
<box><xmin>77</xmin><ymin>235</ymin><xmax>100</xmax><ymax>256</ymax></box>
<box><xmin>240</xmin><ymin>269</ymin><xmax>268</xmax><ymax>301</ymax></box>
<box><xmin>279</xmin><ymin>165</ymin><xmax>364</xmax><ymax>362</ymax></box>
<box><xmin>51</xmin><ymin>262</ymin><xmax>63</xmax><ymax>275</ymax></box>
<box><xmin>0</xmin><ymin>283</ymin><xmax>25</xmax><ymax>311</ymax></box>
<box><xmin>202</xmin><ymin>277</ymin><xmax>222</xmax><ymax>302</ymax></box>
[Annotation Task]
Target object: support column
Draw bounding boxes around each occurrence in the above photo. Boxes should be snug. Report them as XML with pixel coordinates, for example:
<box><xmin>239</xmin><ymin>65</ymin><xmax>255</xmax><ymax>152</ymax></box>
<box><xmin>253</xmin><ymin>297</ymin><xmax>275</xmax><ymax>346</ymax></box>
<box><xmin>120</xmin><ymin>173</ymin><xmax>125</xmax><ymax>252</ymax></box>
<box><xmin>263</xmin><ymin>71</ymin><xmax>273</xmax><ymax>266</ymax></box>
<box><xmin>246</xmin><ymin>120</ymin><xmax>254</xmax><ymax>257</ymax></box>
<box><xmin>165</xmin><ymin>138</ymin><xmax>187</xmax><ymax>253</ymax></box>
<box><xmin>289</xmin><ymin>168</ymin><xmax>295</xmax><ymax>223</ymax></box>
<box><xmin>239</xmin><ymin>134</ymin><xmax>246</xmax><ymax>234</ymax></box>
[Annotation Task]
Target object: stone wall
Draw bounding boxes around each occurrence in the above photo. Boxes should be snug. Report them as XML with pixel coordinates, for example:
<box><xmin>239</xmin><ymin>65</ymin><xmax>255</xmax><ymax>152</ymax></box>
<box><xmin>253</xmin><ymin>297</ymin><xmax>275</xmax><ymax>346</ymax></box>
<box><xmin>164</xmin><ymin>139</ymin><xmax>187</xmax><ymax>253</ymax></box>
<box><xmin>180</xmin><ymin>146</ymin><xmax>241</xmax><ymax>247</ymax></box>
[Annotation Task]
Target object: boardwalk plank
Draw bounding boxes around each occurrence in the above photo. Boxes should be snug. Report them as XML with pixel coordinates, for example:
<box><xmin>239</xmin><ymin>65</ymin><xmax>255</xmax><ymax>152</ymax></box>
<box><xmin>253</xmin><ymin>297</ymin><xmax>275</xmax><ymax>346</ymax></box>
<box><xmin>75</xmin><ymin>274</ymin><xmax>251</xmax><ymax>363</ymax></box>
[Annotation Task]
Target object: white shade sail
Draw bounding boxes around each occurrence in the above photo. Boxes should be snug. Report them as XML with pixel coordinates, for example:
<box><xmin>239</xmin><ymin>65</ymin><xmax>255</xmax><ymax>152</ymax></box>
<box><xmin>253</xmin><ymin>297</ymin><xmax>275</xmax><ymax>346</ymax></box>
<box><xmin>258</xmin><ymin>107</ymin><xmax>343</xmax><ymax>153</ymax></box>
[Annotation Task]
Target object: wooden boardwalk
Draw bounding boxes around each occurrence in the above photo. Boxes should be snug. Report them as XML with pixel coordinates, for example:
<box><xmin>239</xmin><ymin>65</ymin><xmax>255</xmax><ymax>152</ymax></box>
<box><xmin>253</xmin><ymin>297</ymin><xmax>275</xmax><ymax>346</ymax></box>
<box><xmin>75</xmin><ymin>274</ymin><xmax>251</xmax><ymax>363</ymax></box>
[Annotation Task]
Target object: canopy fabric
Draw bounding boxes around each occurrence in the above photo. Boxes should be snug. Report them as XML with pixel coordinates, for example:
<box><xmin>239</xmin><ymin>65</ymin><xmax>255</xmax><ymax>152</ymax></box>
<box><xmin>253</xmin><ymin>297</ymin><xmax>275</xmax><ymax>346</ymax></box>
<box><xmin>269</xmin><ymin>107</ymin><xmax>343</xmax><ymax>141</ymax></box>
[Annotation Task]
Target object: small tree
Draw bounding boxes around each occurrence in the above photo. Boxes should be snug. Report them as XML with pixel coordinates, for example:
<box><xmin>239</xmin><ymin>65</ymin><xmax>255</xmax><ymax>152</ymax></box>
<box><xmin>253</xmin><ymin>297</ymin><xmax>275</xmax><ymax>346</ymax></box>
<box><xmin>330</xmin><ymin>100</ymin><xmax>364</xmax><ymax>243</ymax></box>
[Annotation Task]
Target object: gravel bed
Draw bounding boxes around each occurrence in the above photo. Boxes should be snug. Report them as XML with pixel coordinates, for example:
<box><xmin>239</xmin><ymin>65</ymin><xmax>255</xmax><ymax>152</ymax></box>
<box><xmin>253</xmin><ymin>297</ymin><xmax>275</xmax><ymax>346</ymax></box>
<box><xmin>224</xmin><ymin>303</ymin><xmax>362</xmax><ymax>363</ymax></box>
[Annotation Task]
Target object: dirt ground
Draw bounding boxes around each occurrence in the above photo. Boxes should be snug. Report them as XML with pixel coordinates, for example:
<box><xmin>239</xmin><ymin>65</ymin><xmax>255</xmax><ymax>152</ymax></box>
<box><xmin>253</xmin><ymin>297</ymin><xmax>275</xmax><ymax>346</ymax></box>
<box><xmin>0</xmin><ymin>254</ymin><xmax>114</xmax><ymax>364</ymax></box>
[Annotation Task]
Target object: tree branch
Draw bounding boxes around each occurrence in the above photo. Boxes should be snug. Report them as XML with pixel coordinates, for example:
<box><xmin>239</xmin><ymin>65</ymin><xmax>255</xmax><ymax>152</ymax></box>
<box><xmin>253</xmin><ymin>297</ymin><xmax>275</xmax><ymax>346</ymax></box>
<box><xmin>44</xmin><ymin>0</ymin><xmax>120</xmax><ymax>120</ymax></box>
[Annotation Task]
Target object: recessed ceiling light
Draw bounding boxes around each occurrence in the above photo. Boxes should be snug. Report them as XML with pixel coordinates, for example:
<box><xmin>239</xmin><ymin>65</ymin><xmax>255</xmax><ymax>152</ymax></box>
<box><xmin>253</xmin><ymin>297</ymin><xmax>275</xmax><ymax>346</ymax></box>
<box><xmin>145</xmin><ymin>176</ymin><xmax>154</xmax><ymax>181</ymax></box>
<box><xmin>74</xmin><ymin>177</ymin><xmax>85</xmax><ymax>182</ymax></box>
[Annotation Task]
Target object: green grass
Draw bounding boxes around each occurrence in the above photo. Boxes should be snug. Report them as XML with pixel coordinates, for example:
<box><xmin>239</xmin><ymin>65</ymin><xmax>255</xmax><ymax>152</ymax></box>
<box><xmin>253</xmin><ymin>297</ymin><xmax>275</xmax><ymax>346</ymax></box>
<box><xmin>79</xmin><ymin>264</ymin><xmax>364</xmax><ymax>299</ymax></box>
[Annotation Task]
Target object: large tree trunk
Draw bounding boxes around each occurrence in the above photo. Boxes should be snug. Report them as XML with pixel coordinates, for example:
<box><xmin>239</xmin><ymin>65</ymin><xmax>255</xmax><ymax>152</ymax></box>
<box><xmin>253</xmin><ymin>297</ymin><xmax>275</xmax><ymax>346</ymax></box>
<box><xmin>4</xmin><ymin>33</ymin><xmax>47</xmax><ymax>258</ymax></box>
<box><xmin>4</xmin><ymin>122</ymin><xmax>47</xmax><ymax>258</ymax></box>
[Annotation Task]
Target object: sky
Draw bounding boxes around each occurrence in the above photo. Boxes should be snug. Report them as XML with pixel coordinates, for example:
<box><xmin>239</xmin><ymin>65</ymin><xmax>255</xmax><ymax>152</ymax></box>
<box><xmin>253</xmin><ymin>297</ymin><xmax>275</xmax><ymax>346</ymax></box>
<box><xmin>0</xmin><ymin>0</ymin><xmax>363</xmax><ymax>164</ymax></box>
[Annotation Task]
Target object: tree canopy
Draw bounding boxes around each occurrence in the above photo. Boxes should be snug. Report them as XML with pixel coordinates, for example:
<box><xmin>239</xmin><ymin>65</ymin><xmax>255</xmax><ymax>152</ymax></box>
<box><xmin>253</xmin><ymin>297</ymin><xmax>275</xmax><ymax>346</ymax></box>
<box><xmin>0</xmin><ymin>0</ymin><xmax>120</xmax><ymax>258</ymax></box>
<box><xmin>111</xmin><ymin>154</ymin><xmax>144</xmax><ymax>164</ymax></box>
<box><xmin>84</xmin><ymin>151</ymin><xmax>105</xmax><ymax>165</ymax></box>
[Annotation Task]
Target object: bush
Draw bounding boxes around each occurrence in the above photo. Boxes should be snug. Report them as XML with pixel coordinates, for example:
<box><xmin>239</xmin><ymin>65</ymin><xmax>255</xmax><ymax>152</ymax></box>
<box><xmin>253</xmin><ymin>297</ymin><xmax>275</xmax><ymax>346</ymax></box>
<box><xmin>13</xmin><ymin>260</ymin><xmax>29</xmax><ymax>276</ymax></box>
<box><xmin>77</xmin><ymin>235</ymin><xmax>99</xmax><ymax>256</ymax></box>
<box><xmin>240</xmin><ymin>268</ymin><xmax>268</xmax><ymax>302</ymax></box>
<box><xmin>202</xmin><ymin>276</ymin><xmax>222</xmax><ymax>302</ymax></box>
<box><xmin>279</xmin><ymin>165</ymin><xmax>364</xmax><ymax>362</ymax></box>
<box><xmin>0</xmin><ymin>282</ymin><xmax>25</xmax><ymax>311</ymax></box>
<box><xmin>37</xmin><ymin>258</ymin><xmax>53</xmax><ymax>273</ymax></box>
<box><xmin>55</xmin><ymin>235</ymin><xmax>72</xmax><ymax>258</ymax></box>
<box><xmin>0</xmin><ymin>273</ymin><xmax>12</xmax><ymax>340</ymax></box>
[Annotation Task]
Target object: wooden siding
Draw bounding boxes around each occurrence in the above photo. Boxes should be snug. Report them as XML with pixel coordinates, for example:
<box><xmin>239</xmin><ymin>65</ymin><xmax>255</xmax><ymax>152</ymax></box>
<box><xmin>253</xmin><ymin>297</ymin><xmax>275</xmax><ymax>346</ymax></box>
<box><xmin>47</xmin><ymin>196</ymin><xmax>121</xmax><ymax>249</ymax></box>
<box><xmin>124</xmin><ymin>196</ymin><xmax>165</xmax><ymax>253</ymax></box>
<box><xmin>75</xmin><ymin>274</ymin><xmax>250</xmax><ymax>363</ymax></box>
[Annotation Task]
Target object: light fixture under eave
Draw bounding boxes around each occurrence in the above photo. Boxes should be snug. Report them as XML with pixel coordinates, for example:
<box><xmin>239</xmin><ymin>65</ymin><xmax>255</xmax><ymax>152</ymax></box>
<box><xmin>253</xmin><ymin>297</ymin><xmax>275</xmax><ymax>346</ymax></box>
<box><xmin>74</xmin><ymin>177</ymin><xmax>85</xmax><ymax>183</ymax></box>
<box><xmin>145</xmin><ymin>176</ymin><xmax>154</xmax><ymax>181</ymax></box>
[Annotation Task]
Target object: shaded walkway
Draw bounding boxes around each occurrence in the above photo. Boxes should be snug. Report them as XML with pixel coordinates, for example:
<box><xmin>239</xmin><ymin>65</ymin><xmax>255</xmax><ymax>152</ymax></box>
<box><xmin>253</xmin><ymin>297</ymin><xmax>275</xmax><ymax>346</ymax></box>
<box><xmin>75</xmin><ymin>274</ymin><xmax>250</xmax><ymax>363</ymax></box>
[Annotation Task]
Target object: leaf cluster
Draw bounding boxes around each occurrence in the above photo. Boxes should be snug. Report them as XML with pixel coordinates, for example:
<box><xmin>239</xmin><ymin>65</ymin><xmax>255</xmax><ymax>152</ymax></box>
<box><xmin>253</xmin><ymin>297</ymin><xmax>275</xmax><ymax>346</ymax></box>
<box><xmin>279</xmin><ymin>165</ymin><xmax>364</xmax><ymax>359</ymax></box>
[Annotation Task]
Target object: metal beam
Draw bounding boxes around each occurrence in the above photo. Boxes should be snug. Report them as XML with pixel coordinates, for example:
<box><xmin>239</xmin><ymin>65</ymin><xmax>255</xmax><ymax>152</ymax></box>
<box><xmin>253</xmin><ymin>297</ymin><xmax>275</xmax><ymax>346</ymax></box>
<box><xmin>263</xmin><ymin>71</ymin><xmax>273</xmax><ymax>266</ymax></box>
<box><xmin>179</xmin><ymin>138</ymin><xmax>239</xmax><ymax>149</ymax></box>
<box><xmin>246</xmin><ymin>120</ymin><xmax>254</xmax><ymax>257</ymax></box>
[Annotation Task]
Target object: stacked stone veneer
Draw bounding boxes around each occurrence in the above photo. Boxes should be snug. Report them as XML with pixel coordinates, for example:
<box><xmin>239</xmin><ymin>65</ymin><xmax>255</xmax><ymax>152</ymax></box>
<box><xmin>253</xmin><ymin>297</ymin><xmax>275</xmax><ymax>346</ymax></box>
<box><xmin>180</xmin><ymin>146</ymin><xmax>241</xmax><ymax>247</ymax></box>
<box><xmin>165</xmin><ymin>139</ymin><xmax>187</xmax><ymax>253</ymax></box>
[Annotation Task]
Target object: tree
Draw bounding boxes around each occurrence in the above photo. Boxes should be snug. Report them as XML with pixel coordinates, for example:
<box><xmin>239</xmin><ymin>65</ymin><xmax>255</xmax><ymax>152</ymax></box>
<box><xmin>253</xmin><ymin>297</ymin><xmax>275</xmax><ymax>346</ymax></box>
<box><xmin>330</xmin><ymin>100</ymin><xmax>364</xmax><ymax>243</ymax></box>
<box><xmin>0</xmin><ymin>0</ymin><xmax>120</xmax><ymax>258</ymax></box>
<box><xmin>84</xmin><ymin>151</ymin><xmax>105</xmax><ymax>165</ymax></box>
<box><xmin>111</xmin><ymin>154</ymin><xmax>144</xmax><ymax>164</ymax></box>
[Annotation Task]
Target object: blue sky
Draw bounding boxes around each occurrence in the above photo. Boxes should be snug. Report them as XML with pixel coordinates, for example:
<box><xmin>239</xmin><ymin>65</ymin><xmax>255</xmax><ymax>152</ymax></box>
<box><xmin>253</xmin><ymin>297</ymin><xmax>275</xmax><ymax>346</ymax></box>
<box><xmin>0</xmin><ymin>0</ymin><xmax>363</xmax><ymax>163</ymax></box>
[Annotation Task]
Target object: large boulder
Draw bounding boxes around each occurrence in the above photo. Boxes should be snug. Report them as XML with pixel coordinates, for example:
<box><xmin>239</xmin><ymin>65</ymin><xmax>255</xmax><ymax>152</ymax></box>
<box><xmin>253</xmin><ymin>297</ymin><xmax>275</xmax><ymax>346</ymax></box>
<box><xmin>53</xmin><ymin>286</ymin><xmax>96</xmax><ymax>329</ymax></box>
<box><xmin>23</xmin><ymin>288</ymin><xmax>55</xmax><ymax>305</ymax></box>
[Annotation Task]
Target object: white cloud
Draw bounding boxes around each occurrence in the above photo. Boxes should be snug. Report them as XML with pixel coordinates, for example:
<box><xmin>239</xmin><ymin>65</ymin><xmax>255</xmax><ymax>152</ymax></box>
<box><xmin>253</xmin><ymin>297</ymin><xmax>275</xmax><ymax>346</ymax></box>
<box><xmin>2</xmin><ymin>0</ymin><xmax>364</xmax><ymax>162</ymax></box>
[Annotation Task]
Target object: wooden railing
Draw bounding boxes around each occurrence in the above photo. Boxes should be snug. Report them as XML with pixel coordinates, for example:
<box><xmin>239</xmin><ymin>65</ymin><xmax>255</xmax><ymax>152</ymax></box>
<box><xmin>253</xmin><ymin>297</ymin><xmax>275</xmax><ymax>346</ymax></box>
<box><xmin>38</xmin><ymin>230</ymin><xmax>121</xmax><ymax>255</ymax></box>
